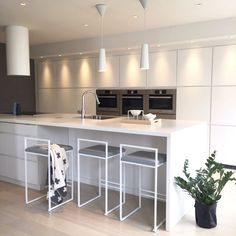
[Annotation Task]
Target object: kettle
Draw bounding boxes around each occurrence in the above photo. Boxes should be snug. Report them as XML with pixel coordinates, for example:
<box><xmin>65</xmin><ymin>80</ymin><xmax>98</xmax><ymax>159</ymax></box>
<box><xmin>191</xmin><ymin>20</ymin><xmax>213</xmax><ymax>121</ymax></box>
<box><xmin>13</xmin><ymin>103</ymin><xmax>21</xmax><ymax>116</ymax></box>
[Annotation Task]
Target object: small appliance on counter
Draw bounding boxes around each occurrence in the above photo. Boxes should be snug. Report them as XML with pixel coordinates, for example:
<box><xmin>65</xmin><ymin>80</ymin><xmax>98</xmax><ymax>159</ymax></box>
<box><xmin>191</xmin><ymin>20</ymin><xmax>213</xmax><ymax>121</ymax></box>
<box><xmin>12</xmin><ymin>102</ymin><xmax>21</xmax><ymax>116</ymax></box>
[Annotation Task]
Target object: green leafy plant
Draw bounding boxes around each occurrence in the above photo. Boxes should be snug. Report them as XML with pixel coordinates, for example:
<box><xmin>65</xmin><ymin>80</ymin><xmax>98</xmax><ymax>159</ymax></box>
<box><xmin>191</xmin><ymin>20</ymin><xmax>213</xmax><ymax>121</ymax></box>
<box><xmin>175</xmin><ymin>151</ymin><xmax>236</xmax><ymax>205</ymax></box>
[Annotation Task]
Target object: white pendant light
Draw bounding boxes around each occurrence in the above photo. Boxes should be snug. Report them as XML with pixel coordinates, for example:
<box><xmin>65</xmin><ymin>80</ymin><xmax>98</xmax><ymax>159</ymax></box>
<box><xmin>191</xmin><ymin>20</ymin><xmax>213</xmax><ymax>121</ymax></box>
<box><xmin>139</xmin><ymin>0</ymin><xmax>149</xmax><ymax>70</ymax></box>
<box><xmin>95</xmin><ymin>4</ymin><xmax>107</xmax><ymax>72</ymax></box>
<box><xmin>6</xmin><ymin>25</ymin><xmax>30</xmax><ymax>76</ymax></box>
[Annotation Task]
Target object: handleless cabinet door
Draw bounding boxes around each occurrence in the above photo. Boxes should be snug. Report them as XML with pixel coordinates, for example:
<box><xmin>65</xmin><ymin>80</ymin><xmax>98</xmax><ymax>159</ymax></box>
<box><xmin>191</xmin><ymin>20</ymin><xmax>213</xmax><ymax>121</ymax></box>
<box><xmin>74</xmin><ymin>58</ymin><xmax>96</xmax><ymax>88</ymax></box>
<box><xmin>96</xmin><ymin>56</ymin><xmax>119</xmax><ymax>88</ymax></box>
<box><xmin>212</xmin><ymin>45</ymin><xmax>236</xmax><ymax>85</ymax></box>
<box><xmin>55</xmin><ymin>59</ymin><xmax>75</xmax><ymax>88</ymax></box>
<box><xmin>120</xmin><ymin>54</ymin><xmax>146</xmax><ymax>88</ymax></box>
<box><xmin>176</xmin><ymin>87</ymin><xmax>211</xmax><ymax>122</ymax></box>
<box><xmin>177</xmin><ymin>48</ymin><xmax>212</xmax><ymax>86</ymax></box>
<box><xmin>147</xmin><ymin>51</ymin><xmax>177</xmax><ymax>87</ymax></box>
<box><xmin>211</xmin><ymin>87</ymin><xmax>236</xmax><ymax>126</ymax></box>
<box><xmin>210</xmin><ymin>125</ymin><xmax>236</xmax><ymax>165</ymax></box>
<box><xmin>37</xmin><ymin>61</ymin><xmax>56</xmax><ymax>88</ymax></box>
<box><xmin>38</xmin><ymin>89</ymin><xmax>58</xmax><ymax>113</ymax></box>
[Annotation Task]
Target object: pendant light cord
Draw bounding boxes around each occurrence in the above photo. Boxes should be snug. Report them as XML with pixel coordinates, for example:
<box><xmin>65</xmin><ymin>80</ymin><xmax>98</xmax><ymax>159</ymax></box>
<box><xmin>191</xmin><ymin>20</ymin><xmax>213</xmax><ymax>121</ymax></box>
<box><xmin>143</xmin><ymin>7</ymin><xmax>146</xmax><ymax>43</ymax></box>
<box><xmin>101</xmin><ymin>15</ymin><xmax>104</xmax><ymax>48</ymax></box>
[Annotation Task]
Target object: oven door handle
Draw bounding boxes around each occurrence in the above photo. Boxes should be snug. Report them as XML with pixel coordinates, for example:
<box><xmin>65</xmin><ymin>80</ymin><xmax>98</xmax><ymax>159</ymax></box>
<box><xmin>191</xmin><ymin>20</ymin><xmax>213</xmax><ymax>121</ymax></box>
<box><xmin>122</xmin><ymin>96</ymin><xmax>143</xmax><ymax>99</ymax></box>
<box><xmin>97</xmin><ymin>95</ymin><xmax>117</xmax><ymax>98</ymax></box>
<box><xmin>149</xmin><ymin>96</ymin><xmax>172</xmax><ymax>99</ymax></box>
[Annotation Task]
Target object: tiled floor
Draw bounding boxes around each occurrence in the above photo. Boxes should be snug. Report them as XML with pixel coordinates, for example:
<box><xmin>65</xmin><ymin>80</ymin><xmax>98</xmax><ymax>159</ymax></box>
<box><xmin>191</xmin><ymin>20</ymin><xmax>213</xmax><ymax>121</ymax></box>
<box><xmin>0</xmin><ymin>179</ymin><xmax>235</xmax><ymax>236</ymax></box>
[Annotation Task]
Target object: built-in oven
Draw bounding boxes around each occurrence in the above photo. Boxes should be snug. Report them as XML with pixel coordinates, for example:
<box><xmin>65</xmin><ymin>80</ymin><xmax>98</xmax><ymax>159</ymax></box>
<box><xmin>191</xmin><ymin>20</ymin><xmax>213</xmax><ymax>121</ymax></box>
<box><xmin>120</xmin><ymin>90</ymin><xmax>147</xmax><ymax>116</ymax></box>
<box><xmin>96</xmin><ymin>90</ymin><xmax>120</xmax><ymax>116</ymax></box>
<box><xmin>147</xmin><ymin>89</ymin><xmax>176</xmax><ymax>119</ymax></box>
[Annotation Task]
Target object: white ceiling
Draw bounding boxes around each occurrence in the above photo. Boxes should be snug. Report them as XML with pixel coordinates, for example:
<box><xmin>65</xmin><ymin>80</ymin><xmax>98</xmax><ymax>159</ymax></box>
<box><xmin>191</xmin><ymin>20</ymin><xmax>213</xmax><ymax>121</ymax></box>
<box><xmin>0</xmin><ymin>0</ymin><xmax>236</xmax><ymax>45</ymax></box>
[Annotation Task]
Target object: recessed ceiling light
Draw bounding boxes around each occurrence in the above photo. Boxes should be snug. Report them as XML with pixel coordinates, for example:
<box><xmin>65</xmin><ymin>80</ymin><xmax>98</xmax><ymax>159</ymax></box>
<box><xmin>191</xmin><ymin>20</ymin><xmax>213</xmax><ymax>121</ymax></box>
<box><xmin>83</xmin><ymin>24</ymin><xmax>89</xmax><ymax>27</ymax></box>
<box><xmin>132</xmin><ymin>15</ymin><xmax>138</xmax><ymax>19</ymax></box>
<box><xmin>20</xmin><ymin>2</ymin><xmax>26</xmax><ymax>6</ymax></box>
<box><xmin>190</xmin><ymin>40</ymin><xmax>195</xmax><ymax>43</ymax></box>
<box><xmin>79</xmin><ymin>52</ymin><xmax>83</xmax><ymax>55</ymax></box>
<box><xmin>58</xmin><ymin>54</ymin><xmax>62</xmax><ymax>57</ymax></box>
<box><xmin>195</xmin><ymin>3</ymin><xmax>203</xmax><ymax>6</ymax></box>
<box><xmin>157</xmin><ymin>44</ymin><xmax>161</xmax><ymax>47</ymax></box>
<box><xmin>127</xmin><ymin>47</ymin><xmax>131</xmax><ymax>50</ymax></box>
<box><xmin>40</xmin><ymin>56</ymin><xmax>44</xmax><ymax>59</ymax></box>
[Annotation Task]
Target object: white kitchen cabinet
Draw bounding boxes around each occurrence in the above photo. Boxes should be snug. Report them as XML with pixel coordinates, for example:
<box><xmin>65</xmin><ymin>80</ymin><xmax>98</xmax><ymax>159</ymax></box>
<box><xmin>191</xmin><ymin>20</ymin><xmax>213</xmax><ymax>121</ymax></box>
<box><xmin>147</xmin><ymin>51</ymin><xmax>177</xmax><ymax>87</ymax></box>
<box><xmin>56</xmin><ymin>89</ymin><xmax>79</xmax><ymax>113</ymax></box>
<box><xmin>55</xmin><ymin>59</ymin><xmax>75</xmax><ymax>88</ymax></box>
<box><xmin>119</xmin><ymin>54</ymin><xmax>146</xmax><ymax>88</ymax></box>
<box><xmin>0</xmin><ymin>123</ymin><xmax>40</xmax><ymax>188</ymax></box>
<box><xmin>211</xmin><ymin>87</ymin><xmax>236</xmax><ymax>126</ymax></box>
<box><xmin>212</xmin><ymin>45</ymin><xmax>236</xmax><ymax>86</ymax></box>
<box><xmin>176</xmin><ymin>87</ymin><xmax>211</xmax><ymax>122</ymax></box>
<box><xmin>37</xmin><ymin>60</ymin><xmax>56</xmax><ymax>88</ymax></box>
<box><xmin>74</xmin><ymin>57</ymin><xmax>96</xmax><ymax>88</ymax></box>
<box><xmin>38</xmin><ymin>89</ymin><xmax>58</xmax><ymax>113</ymax></box>
<box><xmin>210</xmin><ymin>125</ymin><xmax>236</xmax><ymax>165</ymax></box>
<box><xmin>177</xmin><ymin>48</ymin><xmax>212</xmax><ymax>86</ymax></box>
<box><xmin>95</xmin><ymin>56</ymin><xmax>119</xmax><ymax>88</ymax></box>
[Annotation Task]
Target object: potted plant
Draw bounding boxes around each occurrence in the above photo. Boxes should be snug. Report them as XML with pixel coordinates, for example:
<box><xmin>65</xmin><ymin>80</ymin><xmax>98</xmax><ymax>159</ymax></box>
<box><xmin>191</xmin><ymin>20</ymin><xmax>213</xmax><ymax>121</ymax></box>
<box><xmin>175</xmin><ymin>151</ymin><xmax>236</xmax><ymax>228</ymax></box>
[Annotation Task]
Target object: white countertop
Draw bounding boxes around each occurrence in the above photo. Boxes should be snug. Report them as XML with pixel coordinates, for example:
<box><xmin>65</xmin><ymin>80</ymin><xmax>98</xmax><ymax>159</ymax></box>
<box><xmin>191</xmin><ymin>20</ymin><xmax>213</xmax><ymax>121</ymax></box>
<box><xmin>0</xmin><ymin>114</ymin><xmax>204</xmax><ymax>137</ymax></box>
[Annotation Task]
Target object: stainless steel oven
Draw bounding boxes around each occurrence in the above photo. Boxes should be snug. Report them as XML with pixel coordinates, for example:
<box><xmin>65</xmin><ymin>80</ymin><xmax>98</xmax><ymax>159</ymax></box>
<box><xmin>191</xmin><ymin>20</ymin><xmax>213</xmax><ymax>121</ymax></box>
<box><xmin>120</xmin><ymin>90</ymin><xmax>147</xmax><ymax>116</ymax></box>
<box><xmin>147</xmin><ymin>89</ymin><xmax>176</xmax><ymax>119</ymax></box>
<box><xmin>96</xmin><ymin>90</ymin><xmax>120</xmax><ymax>116</ymax></box>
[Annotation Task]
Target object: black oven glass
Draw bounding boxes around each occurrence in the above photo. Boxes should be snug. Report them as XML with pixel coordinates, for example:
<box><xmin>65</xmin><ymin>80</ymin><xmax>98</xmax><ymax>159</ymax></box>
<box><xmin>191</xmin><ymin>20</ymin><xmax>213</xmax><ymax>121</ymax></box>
<box><xmin>98</xmin><ymin>95</ymin><xmax>117</xmax><ymax>108</ymax></box>
<box><xmin>122</xmin><ymin>95</ymin><xmax>143</xmax><ymax>115</ymax></box>
<box><xmin>149</xmin><ymin>95</ymin><xmax>173</xmax><ymax>110</ymax></box>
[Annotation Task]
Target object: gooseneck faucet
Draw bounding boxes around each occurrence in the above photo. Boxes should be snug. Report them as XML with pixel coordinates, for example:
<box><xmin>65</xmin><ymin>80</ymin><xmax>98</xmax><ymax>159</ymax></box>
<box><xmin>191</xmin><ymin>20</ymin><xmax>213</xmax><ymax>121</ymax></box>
<box><xmin>81</xmin><ymin>90</ymin><xmax>100</xmax><ymax>119</ymax></box>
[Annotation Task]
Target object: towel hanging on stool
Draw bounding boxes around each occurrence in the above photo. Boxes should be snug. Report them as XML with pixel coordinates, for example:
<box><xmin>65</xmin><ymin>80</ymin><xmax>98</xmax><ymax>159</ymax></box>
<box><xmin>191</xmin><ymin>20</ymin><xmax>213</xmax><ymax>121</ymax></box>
<box><xmin>48</xmin><ymin>144</ymin><xmax>69</xmax><ymax>204</ymax></box>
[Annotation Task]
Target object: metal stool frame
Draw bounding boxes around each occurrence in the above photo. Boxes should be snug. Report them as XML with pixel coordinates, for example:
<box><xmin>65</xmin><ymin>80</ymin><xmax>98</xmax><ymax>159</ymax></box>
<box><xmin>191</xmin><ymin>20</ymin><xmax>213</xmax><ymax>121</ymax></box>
<box><xmin>119</xmin><ymin>143</ymin><xmax>166</xmax><ymax>232</ymax></box>
<box><xmin>77</xmin><ymin>138</ymin><xmax>121</xmax><ymax>215</ymax></box>
<box><xmin>24</xmin><ymin>137</ymin><xmax>74</xmax><ymax>212</ymax></box>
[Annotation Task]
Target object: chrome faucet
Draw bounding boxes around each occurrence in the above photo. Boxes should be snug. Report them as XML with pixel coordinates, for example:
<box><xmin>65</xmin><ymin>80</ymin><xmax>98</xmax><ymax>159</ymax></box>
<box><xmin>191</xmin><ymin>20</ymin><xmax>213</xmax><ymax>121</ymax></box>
<box><xmin>81</xmin><ymin>90</ymin><xmax>100</xmax><ymax>119</ymax></box>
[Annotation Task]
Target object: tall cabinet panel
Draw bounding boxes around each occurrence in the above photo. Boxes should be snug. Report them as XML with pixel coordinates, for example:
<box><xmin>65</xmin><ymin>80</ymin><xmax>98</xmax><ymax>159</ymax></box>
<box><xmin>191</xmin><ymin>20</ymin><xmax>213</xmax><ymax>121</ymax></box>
<box><xmin>119</xmin><ymin>54</ymin><xmax>146</xmax><ymax>88</ymax></box>
<box><xmin>147</xmin><ymin>51</ymin><xmax>177</xmax><ymax>87</ymax></box>
<box><xmin>55</xmin><ymin>59</ymin><xmax>75</xmax><ymax>88</ymax></box>
<box><xmin>176</xmin><ymin>87</ymin><xmax>211</xmax><ymax>122</ymax></box>
<box><xmin>212</xmin><ymin>45</ymin><xmax>236</xmax><ymax>85</ymax></box>
<box><xmin>74</xmin><ymin>58</ymin><xmax>96</xmax><ymax>88</ymax></box>
<box><xmin>95</xmin><ymin>56</ymin><xmax>119</xmax><ymax>88</ymax></box>
<box><xmin>38</xmin><ymin>89</ymin><xmax>58</xmax><ymax>113</ymax></box>
<box><xmin>177</xmin><ymin>48</ymin><xmax>212</xmax><ymax>86</ymax></box>
<box><xmin>210</xmin><ymin>125</ymin><xmax>236</xmax><ymax>165</ymax></box>
<box><xmin>211</xmin><ymin>87</ymin><xmax>236</xmax><ymax>126</ymax></box>
<box><xmin>37</xmin><ymin>61</ymin><xmax>56</xmax><ymax>88</ymax></box>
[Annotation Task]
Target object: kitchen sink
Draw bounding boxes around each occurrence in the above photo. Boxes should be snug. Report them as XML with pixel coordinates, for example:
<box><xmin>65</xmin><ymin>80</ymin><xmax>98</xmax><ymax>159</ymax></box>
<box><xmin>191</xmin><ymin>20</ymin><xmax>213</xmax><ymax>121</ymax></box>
<box><xmin>73</xmin><ymin>115</ymin><xmax>118</xmax><ymax>120</ymax></box>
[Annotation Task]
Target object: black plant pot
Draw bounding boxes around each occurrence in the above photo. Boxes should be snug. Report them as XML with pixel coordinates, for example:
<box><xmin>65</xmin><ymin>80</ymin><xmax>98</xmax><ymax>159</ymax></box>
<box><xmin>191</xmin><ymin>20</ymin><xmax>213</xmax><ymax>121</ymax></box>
<box><xmin>194</xmin><ymin>201</ymin><xmax>217</xmax><ymax>228</ymax></box>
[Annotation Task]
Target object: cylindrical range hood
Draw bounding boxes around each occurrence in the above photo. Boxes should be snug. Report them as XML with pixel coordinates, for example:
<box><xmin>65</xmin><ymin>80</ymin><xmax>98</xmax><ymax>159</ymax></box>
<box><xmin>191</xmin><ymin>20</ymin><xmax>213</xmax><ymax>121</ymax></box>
<box><xmin>6</xmin><ymin>25</ymin><xmax>30</xmax><ymax>76</ymax></box>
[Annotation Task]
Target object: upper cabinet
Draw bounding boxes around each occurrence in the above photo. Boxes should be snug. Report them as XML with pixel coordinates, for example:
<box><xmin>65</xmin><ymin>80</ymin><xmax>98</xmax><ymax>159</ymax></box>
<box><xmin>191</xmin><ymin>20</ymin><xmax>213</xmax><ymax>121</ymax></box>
<box><xmin>212</xmin><ymin>45</ymin><xmax>236</xmax><ymax>86</ymax></box>
<box><xmin>177</xmin><ymin>48</ymin><xmax>212</xmax><ymax>86</ymax></box>
<box><xmin>147</xmin><ymin>51</ymin><xmax>177</xmax><ymax>87</ymax></box>
<box><xmin>37</xmin><ymin>61</ymin><xmax>56</xmax><ymax>88</ymax></box>
<box><xmin>119</xmin><ymin>54</ymin><xmax>146</xmax><ymax>88</ymax></box>
<box><xmin>95</xmin><ymin>56</ymin><xmax>119</xmax><ymax>88</ymax></box>
<box><xmin>74</xmin><ymin>58</ymin><xmax>96</xmax><ymax>88</ymax></box>
<box><xmin>55</xmin><ymin>60</ymin><xmax>75</xmax><ymax>88</ymax></box>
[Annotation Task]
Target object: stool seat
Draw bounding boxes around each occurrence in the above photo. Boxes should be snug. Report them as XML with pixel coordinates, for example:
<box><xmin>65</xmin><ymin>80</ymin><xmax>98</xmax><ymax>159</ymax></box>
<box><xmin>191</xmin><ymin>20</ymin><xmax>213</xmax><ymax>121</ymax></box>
<box><xmin>25</xmin><ymin>144</ymin><xmax>73</xmax><ymax>155</ymax></box>
<box><xmin>79</xmin><ymin>144</ymin><xmax>122</xmax><ymax>158</ymax></box>
<box><xmin>122</xmin><ymin>151</ymin><xmax>166</xmax><ymax>167</ymax></box>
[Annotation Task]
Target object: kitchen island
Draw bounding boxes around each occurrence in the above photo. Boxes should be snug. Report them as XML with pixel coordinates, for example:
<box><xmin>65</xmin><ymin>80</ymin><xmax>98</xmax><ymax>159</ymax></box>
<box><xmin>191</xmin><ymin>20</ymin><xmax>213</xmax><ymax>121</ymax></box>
<box><xmin>0</xmin><ymin>114</ymin><xmax>207</xmax><ymax>231</ymax></box>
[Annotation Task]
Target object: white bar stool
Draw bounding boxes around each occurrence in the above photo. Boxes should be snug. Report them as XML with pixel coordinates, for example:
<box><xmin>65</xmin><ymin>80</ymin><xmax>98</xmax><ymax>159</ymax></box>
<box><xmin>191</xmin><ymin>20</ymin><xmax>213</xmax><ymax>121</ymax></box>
<box><xmin>119</xmin><ymin>144</ymin><xmax>166</xmax><ymax>232</ymax></box>
<box><xmin>78</xmin><ymin>138</ymin><xmax>122</xmax><ymax>215</ymax></box>
<box><xmin>24</xmin><ymin>137</ymin><xmax>74</xmax><ymax>212</ymax></box>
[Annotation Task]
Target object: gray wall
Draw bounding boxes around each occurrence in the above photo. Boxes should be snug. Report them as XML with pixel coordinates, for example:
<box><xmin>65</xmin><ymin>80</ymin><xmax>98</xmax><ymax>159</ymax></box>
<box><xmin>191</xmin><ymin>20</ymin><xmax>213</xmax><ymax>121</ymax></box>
<box><xmin>0</xmin><ymin>43</ymin><xmax>36</xmax><ymax>114</ymax></box>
